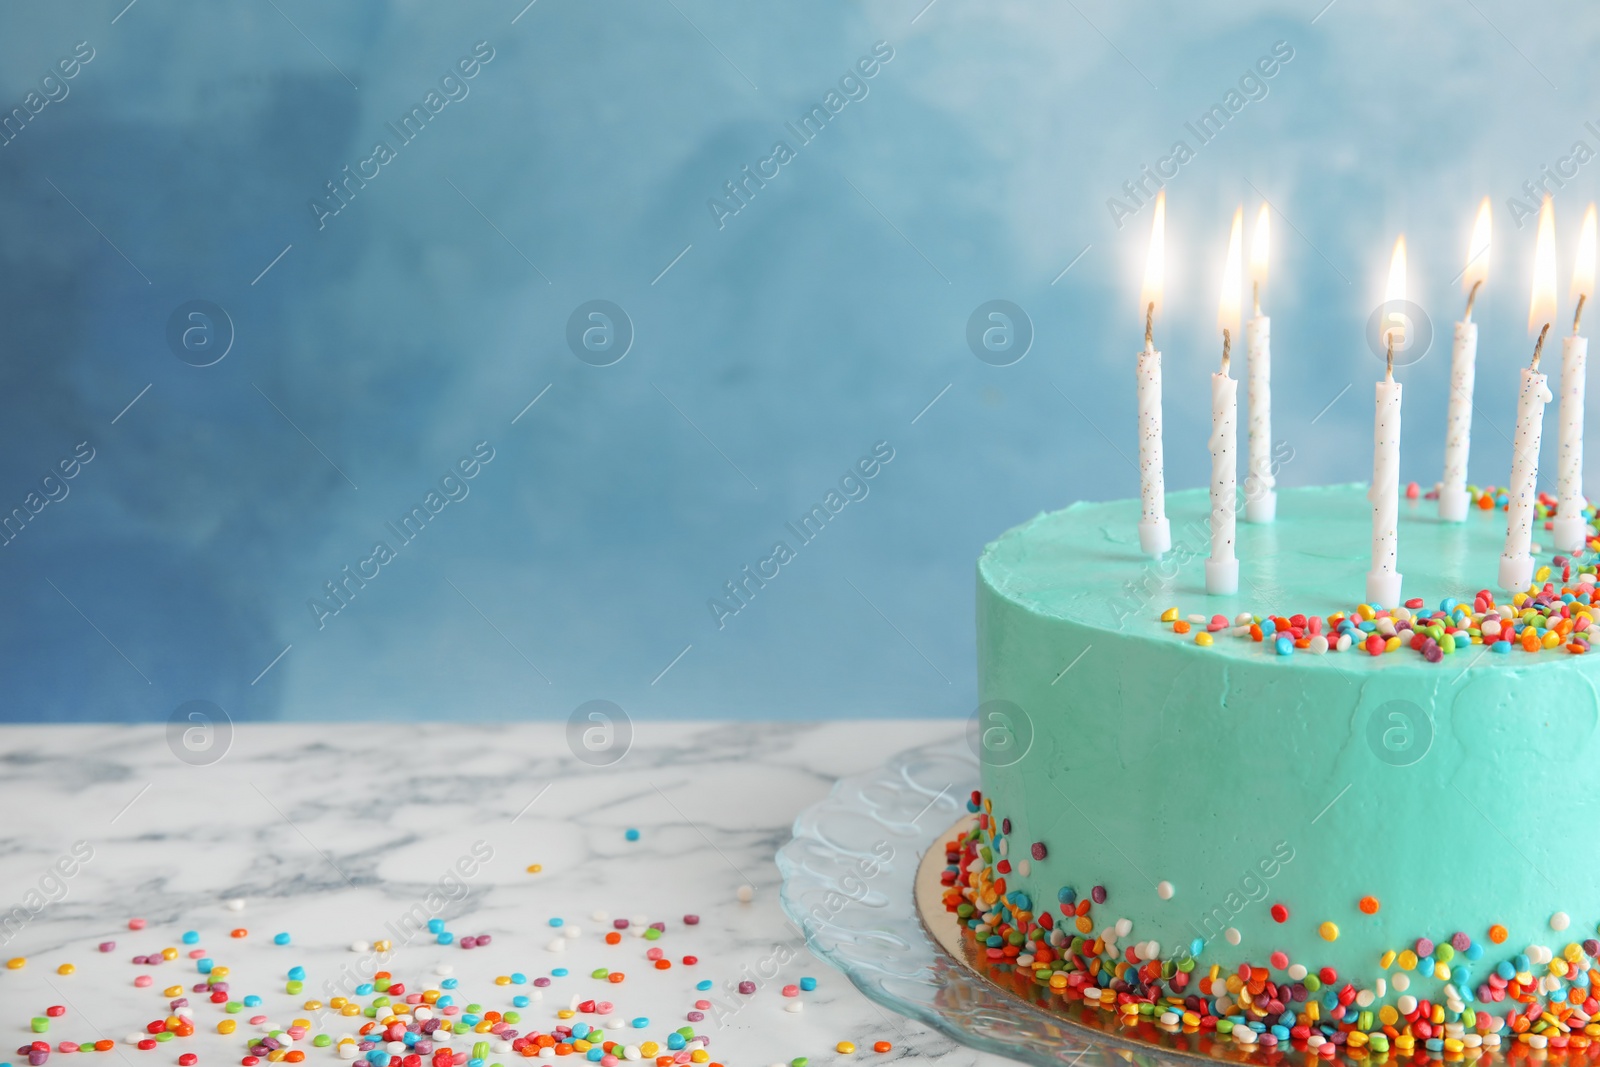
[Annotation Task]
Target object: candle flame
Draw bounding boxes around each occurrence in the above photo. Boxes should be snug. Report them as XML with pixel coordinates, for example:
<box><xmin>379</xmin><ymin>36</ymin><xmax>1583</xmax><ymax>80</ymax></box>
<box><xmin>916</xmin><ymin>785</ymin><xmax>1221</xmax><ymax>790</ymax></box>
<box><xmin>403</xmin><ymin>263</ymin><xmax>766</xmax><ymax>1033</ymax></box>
<box><xmin>1531</xmin><ymin>195</ymin><xmax>1558</xmax><ymax>334</ymax></box>
<box><xmin>1249</xmin><ymin>203</ymin><xmax>1270</xmax><ymax>289</ymax></box>
<box><xmin>1141</xmin><ymin>190</ymin><xmax>1165</xmax><ymax>333</ymax></box>
<box><xmin>1464</xmin><ymin>196</ymin><xmax>1491</xmax><ymax>293</ymax></box>
<box><xmin>1572</xmin><ymin>202</ymin><xmax>1596</xmax><ymax>310</ymax></box>
<box><xmin>1219</xmin><ymin>205</ymin><xmax>1243</xmax><ymax>340</ymax></box>
<box><xmin>1381</xmin><ymin>234</ymin><xmax>1407</xmax><ymax>352</ymax></box>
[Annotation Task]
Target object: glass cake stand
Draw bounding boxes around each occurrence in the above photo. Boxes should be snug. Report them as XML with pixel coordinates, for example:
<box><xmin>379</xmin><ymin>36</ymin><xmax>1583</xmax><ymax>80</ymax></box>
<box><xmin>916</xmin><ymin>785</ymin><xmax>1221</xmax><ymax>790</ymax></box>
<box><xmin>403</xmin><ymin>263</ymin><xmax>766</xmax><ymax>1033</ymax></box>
<box><xmin>777</xmin><ymin>736</ymin><xmax>1216</xmax><ymax>1067</ymax></box>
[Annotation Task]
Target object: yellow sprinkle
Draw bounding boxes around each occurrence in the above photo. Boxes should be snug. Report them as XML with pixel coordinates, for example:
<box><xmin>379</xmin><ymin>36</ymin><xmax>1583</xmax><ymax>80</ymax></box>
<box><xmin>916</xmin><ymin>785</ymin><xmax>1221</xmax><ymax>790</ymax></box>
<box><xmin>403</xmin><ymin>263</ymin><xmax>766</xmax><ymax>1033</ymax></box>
<box><xmin>689</xmin><ymin>1053</ymin><xmax>709</xmax><ymax>1064</ymax></box>
<box><xmin>373</xmin><ymin>941</ymin><xmax>391</xmax><ymax>953</ymax></box>
<box><xmin>1537</xmin><ymin>566</ymin><xmax>1552</xmax><ymax>583</ymax></box>
<box><xmin>1384</xmin><ymin>635</ymin><xmax>1403</xmax><ymax>652</ymax></box>
<box><xmin>1160</xmin><ymin>607</ymin><xmax>1180</xmax><ymax>622</ymax></box>
<box><xmin>302</xmin><ymin>1001</ymin><xmax>324</xmax><ymax>1011</ymax></box>
<box><xmin>5</xmin><ymin>957</ymin><xmax>24</xmax><ymax>970</ymax></box>
<box><xmin>1544</xmin><ymin>630</ymin><xmax>1562</xmax><ymax>649</ymax></box>
<box><xmin>1319</xmin><ymin>922</ymin><xmax>1339</xmax><ymax>942</ymax></box>
<box><xmin>211</xmin><ymin>966</ymin><xmax>230</xmax><ymax>978</ymax></box>
<box><xmin>164</xmin><ymin>985</ymin><xmax>184</xmax><ymax>997</ymax></box>
<box><xmin>161</xmin><ymin>947</ymin><xmax>179</xmax><ymax>960</ymax></box>
<box><xmin>56</xmin><ymin>963</ymin><xmax>75</xmax><ymax>975</ymax></box>
<box><xmin>836</xmin><ymin>1043</ymin><xmax>857</xmax><ymax>1055</ymax></box>
<box><xmin>1398</xmin><ymin>949</ymin><xmax>1418</xmax><ymax>971</ymax></box>
<box><xmin>1434</xmin><ymin>961</ymin><xmax>1452</xmax><ymax>980</ymax></box>
<box><xmin>1195</xmin><ymin>632</ymin><xmax>1213</xmax><ymax>647</ymax></box>
<box><xmin>557</xmin><ymin>1010</ymin><xmax>576</xmax><ymax>1020</ymax></box>
<box><xmin>640</xmin><ymin>1044</ymin><xmax>659</xmax><ymax>1057</ymax></box>
<box><xmin>1380</xmin><ymin>950</ymin><xmax>1396</xmax><ymax>969</ymax></box>
<box><xmin>1357</xmin><ymin>603</ymin><xmax>1376</xmax><ymax>621</ymax></box>
<box><xmin>218</xmin><ymin>1021</ymin><xmax>237</xmax><ymax>1035</ymax></box>
<box><xmin>495</xmin><ymin>975</ymin><xmax>512</xmax><ymax>985</ymax></box>
<box><xmin>1379</xmin><ymin>1005</ymin><xmax>1399</xmax><ymax>1026</ymax></box>
<box><xmin>526</xmin><ymin>864</ymin><xmax>544</xmax><ymax>874</ymax></box>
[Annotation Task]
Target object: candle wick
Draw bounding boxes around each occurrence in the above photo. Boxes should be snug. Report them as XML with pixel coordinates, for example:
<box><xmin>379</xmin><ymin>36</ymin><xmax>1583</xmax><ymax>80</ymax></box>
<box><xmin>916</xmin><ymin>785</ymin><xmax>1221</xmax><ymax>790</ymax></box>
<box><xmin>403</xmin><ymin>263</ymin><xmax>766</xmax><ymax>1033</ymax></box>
<box><xmin>1144</xmin><ymin>302</ymin><xmax>1155</xmax><ymax>349</ymax></box>
<box><xmin>1533</xmin><ymin>322</ymin><xmax>1551</xmax><ymax>370</ymax></box>
<box><xmin>1385</xmin><ymin>337</ymin><xmax>1394</xmax><ymax>381</ymax></box>
<box><xmin>1221</xmin><ymin>328</ymin><xmax>1231</xmax><ymax>374</ymax></box>
<box><xmin>1252</xmin><ymin>280</ymin><xmax>1260</xmax><ymax>319</ymax></box>
<box><xmin>1464</xmin><ymin>279</ymin><xmax>1483</xmax><ymax>323</ymax></box>
<box><xmin>1576</xmin><ymin>293</ymin><xmax>1588</xmax><ymax>336</ymax></box>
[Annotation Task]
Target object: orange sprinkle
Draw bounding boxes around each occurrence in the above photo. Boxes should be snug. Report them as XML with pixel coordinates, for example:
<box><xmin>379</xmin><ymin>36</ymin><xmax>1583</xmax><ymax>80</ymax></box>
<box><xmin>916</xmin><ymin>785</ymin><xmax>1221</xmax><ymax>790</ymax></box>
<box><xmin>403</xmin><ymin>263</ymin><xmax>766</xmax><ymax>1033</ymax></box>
<box><xmin>872</xmin><ymin>1043</ymin><xmax>892</xmax><ymax>1054</ymax></box>
<box><xmin>604</xmin><ymin>932</ymin><xmax>621</xmax><ymax>945</ymax></box>
<box><xmin>1358</xmin><ymin>896</ymin><xmax>1380</xmax><ymax>915</ymax></box>
<box><xmin>1489</xmin><ymin>924</ymin><xmax>1508</xmax><ymax>944</ymax></box>
<box><xmin>1173</xmin><ymin>620</ymin><xmax>1191</xmax><ymax>635</ymax></box>
<box><xmin>230</xmin><ymin>929</ymin><xmax>248</xmax><ymax>939</ymax></box>
<box><xmin>607</xmin><ymin>972</ymin><xmax>625</xmax><ymax>983</ymax></box>
<box><xmin>654</xmin><ymin>959</ymin><xmax>671</xmax><ymax>970</ymax></box>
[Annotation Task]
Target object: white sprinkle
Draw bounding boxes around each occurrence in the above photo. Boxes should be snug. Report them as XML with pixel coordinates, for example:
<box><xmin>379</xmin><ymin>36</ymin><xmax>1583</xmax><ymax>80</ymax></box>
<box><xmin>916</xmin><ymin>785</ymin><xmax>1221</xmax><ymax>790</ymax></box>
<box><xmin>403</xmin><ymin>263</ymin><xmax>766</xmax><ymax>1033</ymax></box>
<box><xmin>1224</xmin><ymin>927</ymin><xmax>1241</xmax><ymax>945</ymax></box>
<box><xmin>1308</xmin><ymin>635</ymin><xmax>1329</xmax><ymax>654</ymax></box>
<box><xmin>434</xmin><ymin>964</ymin><xmax>454</xmax><ymax>975</ymax></box>
<box><xmin>1398</xmin><ymin>994</ymin><xmax>1417</xmax><ymax>1014</ymax></box>
<box><xmin>1187</xmin><ymin>613</ymin><xmax>1206</xmax><ymax>624</ymax></box>
<box><xmin>1553</xmin><ymin>912</ymin><xmax>1572</xmax><ymax>931</ymax></box>
<box><xmin>1376</xmin><ymin>978</ymin><xmax>1386</xmax><ymax>997</ymax></box>
<box><xmin>564</xmin><ymin>926</ymin><xmax>582</xmax><ymax>939</ymax></box>
<box><xmin>1287</xmin><ymin>964</ymin><xmax>1307</xmax><ymax>980</ymax></box>
<box><xmin>737</xmin><ymin>884</ymin><xmax>755</xmax><ymax>903</ymax></box>
<box><xmin>546</xmin><ymin>938</ymin><xmax>567</xmax><ymax>952</ymax></box>
<box><xmin>1392</xmin><ymin>972</ymin><xmax>1410</xmax><ymax>992</ymax></box>
<box><xmin>1235</xmin><ymin>612</ymin><xmax>1253</xmax><ymax>626</ymax></box>
<box><xmin>997</xmin><ymin>838</ymin><xmax>1008</xmax><ymax>856</ymax></box>
<box><xmin>1156</xmin><ymin>880</ymin><xmax>1174</xmax><ymax>900</ymax></box>
<box><xmin>1336</xmin><ymin>632</ymin><xmax>1352</xmax><ymax>651</ymax></box>
<box><xmin>592</xmin><ymin>910</ymin><xmax>609</xmax><ymax>922</ymax></box>
<box><xmin>784</xmin><ymin>1001</ymin><xmax>804</xmax><ymax>1014</ymax></box>
<box><xmin>349</xmin><ymin>941</ymin><xmax>369</xmax><ymax>952</ymax></box>
<box><xmin>226</xmin><ymin>898</ymin><xmax>246</xmax><ymax>911</ymax></box>
<box><xmin>1115</xmin><ymin>917</ymin><xmax>1133</xmax><ymax>937</ymax></box>
<box><xmin>1356</xmin><ymin>989</ymin><xmax>1375</xmax><ymax>1007</ymax></box>
<box><xmin>1017</xmin><ymin>859</ymin><xmax>1031</xmax><ymax>877</ymax></box>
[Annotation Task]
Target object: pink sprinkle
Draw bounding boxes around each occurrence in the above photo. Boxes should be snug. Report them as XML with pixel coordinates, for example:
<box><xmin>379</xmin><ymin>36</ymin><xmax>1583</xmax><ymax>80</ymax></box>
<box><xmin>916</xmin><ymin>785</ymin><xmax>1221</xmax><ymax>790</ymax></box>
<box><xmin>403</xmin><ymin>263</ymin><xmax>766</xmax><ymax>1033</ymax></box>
<box><xmin>98</xmin><ymin>942</ymin><xmax>115</xmax><ymax>953</ymax></box>
<box><xmin>694</xmin><ymin>1000</ymin><xmax>711</xmax><ymax>1010</ymax></box>
<box><xmin>738</xmin><ymin>980</ymin><xmax>756</xmax><ymax>994</ymax></box>
<box><xmin>1030</xmin><ymin>842</ymin><xmax>1047</xmax><ymax>861</ymax></box>
<box><xmin>249</xmin><ymin>1016</ymin><xmax>268</xmax><ymax>1026</ymax></box>
<box><xmin>1415</xmin><ymin>938</ymin><xmax>1434</xmax><ymax>957</ymax></box>
<box><xmin>187</xmin><ymin>949</ymin><xmax>206</xmax><ymax>959</ymax></box>
<box><xmin>686</xmin><ymin>1012</ymin><xmax>704</xmax><ymax>1022</ymax></box>
<box><xmin>683</xmin><ymin>915</ymin><xmax>700</xmax><ymax>926</ymax></box>
<box><xmin>1270</xmin><ymin>951</ymin><xmax>1289</xmax><ymax>970</ymax></box>
<box><xmin>1405</xmin><ymin>481</ymin><xmax>1419</xmax><ymax>499</ymax></box>
<box><xmin>596</xmin><ymin>1001</ymin><xmax>614</xmax><ymax>1014</ymax></box>
<box><xmin>128</xmin><ymin>918</ymin><xmax>146</xmax><ymax>930</ymax></box>
<box><xmin>782</xmin><ymin>984</ymin><xmax>799</xmax><ymax>997</ymax></box>
<box><xmin>1207</xmin><ymin>614</ymin><xmax>1228</xmax><ymax>632</ymax></box>
<box><xmin>601</xmin><ymin>1057</ymin><xmax>618</xmax><ymax>1067</ymax></box>
<box><xmin>646</xmin><ymin>948</ymin><xmax>664</xmax><ymax>961</ymax></box>
<box><xmin>134</xmin><ymin>975</ymin><xmax>153</xmax><ymax>987</ymax></box>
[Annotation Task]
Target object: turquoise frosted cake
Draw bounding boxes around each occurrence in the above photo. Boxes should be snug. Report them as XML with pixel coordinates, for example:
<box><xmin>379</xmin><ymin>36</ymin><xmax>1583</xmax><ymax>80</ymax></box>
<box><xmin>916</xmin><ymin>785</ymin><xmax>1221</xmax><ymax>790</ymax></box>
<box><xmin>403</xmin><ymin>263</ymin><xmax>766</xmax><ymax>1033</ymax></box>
<box><xmin>951</xmin><ymin>482</ymin><xmax>1600</xmax><ymax>1055</ymax></box>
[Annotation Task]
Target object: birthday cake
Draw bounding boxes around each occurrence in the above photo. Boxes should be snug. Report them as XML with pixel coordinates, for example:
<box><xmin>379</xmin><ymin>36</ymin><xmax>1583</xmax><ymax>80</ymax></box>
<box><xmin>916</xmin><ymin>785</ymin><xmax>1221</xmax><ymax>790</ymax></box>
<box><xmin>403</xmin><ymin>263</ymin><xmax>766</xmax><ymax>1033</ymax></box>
<box><xmin>954</xmin><ymin>481</ymin><xmax>1600</xmax><ymax>1055</ymax></box>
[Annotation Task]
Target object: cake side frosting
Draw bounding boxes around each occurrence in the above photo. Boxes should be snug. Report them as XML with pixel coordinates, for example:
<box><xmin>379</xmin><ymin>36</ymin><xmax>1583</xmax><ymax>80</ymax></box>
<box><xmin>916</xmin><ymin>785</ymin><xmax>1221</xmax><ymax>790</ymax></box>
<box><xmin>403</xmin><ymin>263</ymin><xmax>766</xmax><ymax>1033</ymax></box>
<box><xmin>967</xmin><ymin>483</ymin><xmax>1600</xmax><ymax>1052</ymax></box>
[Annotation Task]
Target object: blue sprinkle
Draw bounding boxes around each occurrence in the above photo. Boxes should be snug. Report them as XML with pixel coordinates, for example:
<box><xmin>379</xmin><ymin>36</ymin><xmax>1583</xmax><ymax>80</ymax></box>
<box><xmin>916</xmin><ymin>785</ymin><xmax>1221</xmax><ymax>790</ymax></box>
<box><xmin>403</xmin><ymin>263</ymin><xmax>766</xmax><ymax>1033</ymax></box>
<box><xmin>585</xmin><ymin>1050</ymin><xmax>604</xmax><ymax>1063</ymax></box>
<box><xmin>696</xmin><ymin>980</ymin><xmax>712</xmax><ymax>991</ymax></box>
<box><xmin>243</xmin><ymin>994</ymin><xmax>263</xmax><ymax>1007</ymax></box>
<box><xmin>625</xmin><ymin>828</ymin><xmax>641</xmax><ymax>842</ymax></box>
<box><xmin>182</xmin><ymin>931</ymin><xmax>200</xmax><ymax>945</ymax></box>
<box><xmin>354</xmin><ymin>984</ymin><xmax>373</xmax><ymax>996</ymax></box>
<box><xmin>273</xmin><ymin>932</ymin><xmax>290</xmax><ymax>945</ymax></box>
<box><xmin>549</xmin><ymin>917</ymin><xmax>565</xmax><ymax>928</ymax></box>
<box><xmin>288</xmin><ymin>965</ymin><xmax>306</xmax><ymax>981</ymax></box>
<box><xmin>440</xmin><ymin>979</ymin><xmax>458</xmax><ymax>990</ymax></box>
<box><xmin>428</xmin><ymin>919</ymin><xmax>446</xmax><ymax>934</ymax></box>
<box><xmin>1466</xmin><ymin>943</ymin><xmax>1483</xmax><ymax>961</ymax></box>
<box><xmin>1057</xmin><ymin>887</ymin><xmax>1076</xmax><ymax>905</ymax></box>
<box><xmin>667</xmin><ymin>1035</ymin><xmax>687</xmax><ymax>1051</ymax></box>
<box><xmin>631</xmin><ymin>1018</ymin><xmax>649</xmax><ymax>1029</ymax></box>
<box><xmin>799</xmin><ymin>976</ymin><xmax>817</xmax><ymax>991</ymax></box>
<box><xmin>1274</xmin><ymin>635</ymin><xmax>1293</xmax><ymax>656</ymax></box>
<box><xmin>513</xmin><ymin>995</ymin><xmax>530</xmax><ymax>1008</ymax></box>
<box><xmin>436</xmin><ymin>932</ymin><xmax>454</xmax><ymax>945</ymax></box>
<box><xmin>369</xmin><ymin>1054</ymin><xmax>390</xmax><ymax>1067</ymax></box>
<box><xmin>572</xmin><ymin>1024</ymin><xmax>591</xmax><ymax>1039</ymax></box>
<box><xmin>197</xmin><ymin>958</ymin><xmax>213</xmax><ymax>974</ymax></box>
<box><xmin>553</xmin><ymin>968</ymin><xmax>569</xmax><ymax>978</ymax></box>
<box><xmin>511</xmin><ymin>972</ymin><xmax>526</xmax><ymax>984</ymax></box>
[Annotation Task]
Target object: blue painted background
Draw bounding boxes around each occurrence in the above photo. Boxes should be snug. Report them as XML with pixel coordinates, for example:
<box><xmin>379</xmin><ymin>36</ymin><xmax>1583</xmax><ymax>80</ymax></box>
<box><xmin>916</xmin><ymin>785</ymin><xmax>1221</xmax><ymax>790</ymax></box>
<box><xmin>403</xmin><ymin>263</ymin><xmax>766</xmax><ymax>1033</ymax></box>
<box><xmin>0</xmin><ymin>0</ymin><xmax>1593</xmax><ymax>722</ymax></box>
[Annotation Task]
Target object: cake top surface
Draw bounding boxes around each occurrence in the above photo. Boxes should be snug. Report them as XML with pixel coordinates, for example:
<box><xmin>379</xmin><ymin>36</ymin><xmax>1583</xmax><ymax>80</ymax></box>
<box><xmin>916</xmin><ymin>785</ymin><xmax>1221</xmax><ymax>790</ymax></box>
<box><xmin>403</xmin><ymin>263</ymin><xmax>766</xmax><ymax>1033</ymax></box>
<box><xmin>979</xmin><ymin>482</ymin><xmax>1580</xmax><ymax>671</ymax></box>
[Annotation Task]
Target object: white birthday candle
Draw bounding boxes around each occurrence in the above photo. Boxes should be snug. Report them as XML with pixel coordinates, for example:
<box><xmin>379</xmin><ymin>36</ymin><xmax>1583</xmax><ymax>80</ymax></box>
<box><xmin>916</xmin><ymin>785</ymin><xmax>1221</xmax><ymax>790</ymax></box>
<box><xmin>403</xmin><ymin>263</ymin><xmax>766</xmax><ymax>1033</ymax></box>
<box><xmin>1367</xmin><ymin>236</ymin><xmax>1405</xmax><ymax>608</ymax></box>
<box><xmin>1440</xmin><ymin>198</ymin><xmax>1491</xmax><ymax>522</ymax></box>
<box><xmin>1136</xmin><ymin>190</ymin><xmax>1171</xmax><ymax>558</ymax></box>
<box><xmin>1501</xmin><ymin>197</ymin><xmax>1558</xmax><ymax>592</ymax></box>
<box><xmin>1553</xmin><ymin>203</ymin><xmax>1595</xmax><ymax>553</ymax></box>
<box><xmin>1244</xmin><ymin>204</ymin><xmax>1275</xmax><ymax>523</ymax></box>
<box><xmin>1208</xmin><ymin>207</ymin><xmax>1242</xmax><ymax>595</ymax></box>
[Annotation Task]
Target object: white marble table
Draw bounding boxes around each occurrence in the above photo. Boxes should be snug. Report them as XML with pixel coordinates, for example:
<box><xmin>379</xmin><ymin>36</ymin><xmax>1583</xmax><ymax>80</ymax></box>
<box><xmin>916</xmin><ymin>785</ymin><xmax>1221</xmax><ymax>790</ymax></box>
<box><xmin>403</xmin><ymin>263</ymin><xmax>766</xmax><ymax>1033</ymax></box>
<box><xmin>0</xmin><ymin>722</ymin><xmax>1012</xmax><ymax>1067</ymax></box>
